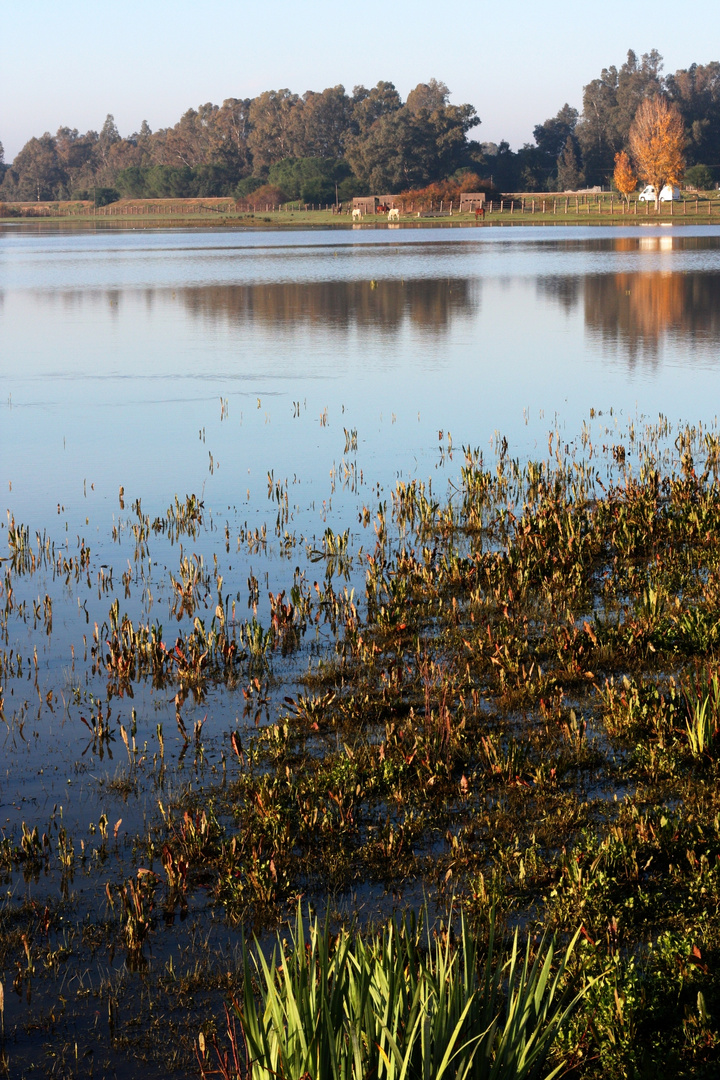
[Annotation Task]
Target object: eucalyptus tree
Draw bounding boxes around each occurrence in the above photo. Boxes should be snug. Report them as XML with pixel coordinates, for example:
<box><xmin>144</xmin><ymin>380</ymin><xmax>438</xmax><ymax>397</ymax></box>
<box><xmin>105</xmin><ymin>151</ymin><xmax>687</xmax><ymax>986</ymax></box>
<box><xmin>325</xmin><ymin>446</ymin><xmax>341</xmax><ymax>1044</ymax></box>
<box><xmin>293</xmin><ymin>86</ymin><xmax>353</xmax><ymax>159</ymax></box>
<box><xmin>345</xmin><ymin>81</ymin><xmax>479</xmax><ymax>192</ymax></box>
<box><xmin>248</xmin><ymin>89</ymin><xmax>302</xmax><ymax>174</ymax></box>
<box><xmin>666</xmin><ymin>61</ymin><xmax>720</xmax><ymax>169</ymax></box>
<box><xmin>576</xmin><ymin>50</ymin><xmax>664</xmax><ymax>185</ymax></box>
<box><xmin>0</xmin><ymin>133</ymin><xmax>66</xmax><ymax>200</ymax></box>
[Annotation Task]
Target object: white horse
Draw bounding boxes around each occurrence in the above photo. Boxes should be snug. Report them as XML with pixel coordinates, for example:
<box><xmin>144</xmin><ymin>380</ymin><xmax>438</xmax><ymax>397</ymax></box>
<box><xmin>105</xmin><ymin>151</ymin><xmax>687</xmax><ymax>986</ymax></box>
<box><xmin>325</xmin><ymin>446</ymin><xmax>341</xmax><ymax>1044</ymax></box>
<box><xmin>352</xmin><ymin>208</ymin><xmax>362</xmax><ymax>220</ymax></box>
<box><xmin>387</xmin><ymin>208</ymin><xmax>400</xmax><ymax>221</ymax></box>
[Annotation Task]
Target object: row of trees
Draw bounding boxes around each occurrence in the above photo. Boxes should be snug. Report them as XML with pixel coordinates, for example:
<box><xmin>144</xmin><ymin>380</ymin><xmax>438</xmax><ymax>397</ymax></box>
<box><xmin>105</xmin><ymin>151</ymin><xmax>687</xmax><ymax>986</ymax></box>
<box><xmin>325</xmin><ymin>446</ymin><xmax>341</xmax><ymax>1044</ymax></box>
<box><xmin>0</xmin><ymin>80</ymin><xmax>481</xmax><ymax>203</ymax></box>
<box><xmin>1</xmin><ymin>52</ymin><xmax>718</xmax><ymax>203</ymax></box>
<box><xmin>491</xmin><ymin>50</ymin><xmax>719</xmax><ymax>192</ymax></box>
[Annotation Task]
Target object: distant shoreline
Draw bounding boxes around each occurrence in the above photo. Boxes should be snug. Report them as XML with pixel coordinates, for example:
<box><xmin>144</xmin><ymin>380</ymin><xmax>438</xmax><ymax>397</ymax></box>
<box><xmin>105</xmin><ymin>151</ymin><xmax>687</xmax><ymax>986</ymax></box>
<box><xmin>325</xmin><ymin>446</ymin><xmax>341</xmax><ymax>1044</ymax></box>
<box><xmin>3</xmin><ymin>194</ymin><xmax>720</xmax><ymax>229</ymax></box>
<box><xmin>3</xmin><ymin>217</ymin><xmax>720</xmax><ymax>231</ymax></box>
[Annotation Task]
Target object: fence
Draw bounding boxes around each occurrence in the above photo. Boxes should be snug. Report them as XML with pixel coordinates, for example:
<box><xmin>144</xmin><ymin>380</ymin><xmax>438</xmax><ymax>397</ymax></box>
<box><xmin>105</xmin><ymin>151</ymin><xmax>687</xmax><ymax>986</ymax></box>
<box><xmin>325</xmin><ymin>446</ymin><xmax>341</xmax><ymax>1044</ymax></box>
<box><xmin>482</xmin><ymin>193</ymin><xmax>720</xmax><ymax>217</ymax></box>
<box><xmin>4</xmin><ymin>195</ymin><xmax>720</xmax><ymax>220</ymax></box>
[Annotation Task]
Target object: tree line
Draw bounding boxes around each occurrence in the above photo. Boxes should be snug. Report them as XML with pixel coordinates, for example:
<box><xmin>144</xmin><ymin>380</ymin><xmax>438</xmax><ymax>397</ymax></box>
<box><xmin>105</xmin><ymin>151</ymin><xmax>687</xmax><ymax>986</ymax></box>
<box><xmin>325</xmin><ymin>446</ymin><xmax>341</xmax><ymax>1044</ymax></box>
<box><xmin>0</xmin><ymin>52</ymin><xmax>718</xmax><ymax>204</ymax></box>
<box><xmin>0</xmin><ymin>80</ymin><xmax>481</xmax><ymax>204</ymax></box>
<box><xmin>495</xmin><ymin>49</ymin><xmax>719</xmax><ymax>192</ymax></box>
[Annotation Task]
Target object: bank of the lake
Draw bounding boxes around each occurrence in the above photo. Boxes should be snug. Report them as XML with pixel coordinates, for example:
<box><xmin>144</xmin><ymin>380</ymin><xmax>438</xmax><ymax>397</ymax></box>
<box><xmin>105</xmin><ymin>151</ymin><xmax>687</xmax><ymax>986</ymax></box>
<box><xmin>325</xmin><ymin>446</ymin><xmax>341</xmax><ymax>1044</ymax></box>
<box><xmin>3</xmin><ymin>191</ymin><xmax>720</xmax><ymax>229</ymax></box>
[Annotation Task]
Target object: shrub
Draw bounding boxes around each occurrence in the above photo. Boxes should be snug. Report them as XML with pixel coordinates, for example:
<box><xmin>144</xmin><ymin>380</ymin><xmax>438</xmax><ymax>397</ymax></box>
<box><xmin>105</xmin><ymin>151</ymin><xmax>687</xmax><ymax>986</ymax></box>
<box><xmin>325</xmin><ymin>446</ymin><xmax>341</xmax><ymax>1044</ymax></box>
<box><xmin>235</xmin><ymin>184</ymin><xmax>288</xmax><ymax>210</ymax></box>
<box><xmin>684</xmin><ymin>164</ymin><xmax>715</xmax><ymax>191</ymax></box>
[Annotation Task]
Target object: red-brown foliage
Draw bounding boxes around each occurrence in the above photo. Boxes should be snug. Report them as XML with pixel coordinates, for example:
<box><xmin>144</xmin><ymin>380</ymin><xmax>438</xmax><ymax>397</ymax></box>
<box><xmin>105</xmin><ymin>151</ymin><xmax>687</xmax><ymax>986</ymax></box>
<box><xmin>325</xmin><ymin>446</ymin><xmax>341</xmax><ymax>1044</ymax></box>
<box><xmin>235</xmin><ymin>184</ymin><xmax>289</xmax><ymax>210</ymax></box>
<box><xmin>394</xmin><ymin>173</ymin><xmax>491</xmax><ymax>211</ymax></box>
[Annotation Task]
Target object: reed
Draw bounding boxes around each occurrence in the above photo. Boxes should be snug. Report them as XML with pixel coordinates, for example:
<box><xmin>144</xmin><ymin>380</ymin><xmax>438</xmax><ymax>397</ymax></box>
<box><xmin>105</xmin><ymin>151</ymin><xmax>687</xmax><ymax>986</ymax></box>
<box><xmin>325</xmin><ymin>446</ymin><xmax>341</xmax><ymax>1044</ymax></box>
<box><xmin>218</xmin><ymin>904</ymin><xmax>587</xmax><ymax>1080</ymax></box>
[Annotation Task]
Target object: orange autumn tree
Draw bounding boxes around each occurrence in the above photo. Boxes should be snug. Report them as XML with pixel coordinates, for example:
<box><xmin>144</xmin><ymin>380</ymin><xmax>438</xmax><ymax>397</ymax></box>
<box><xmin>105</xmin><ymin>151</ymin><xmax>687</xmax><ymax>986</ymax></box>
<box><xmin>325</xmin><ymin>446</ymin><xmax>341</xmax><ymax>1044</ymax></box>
<box><xmin>628</xmin><ymin>96</ymin><xmax>685</xmax><ymax>209</ymax></box>
<box><xmin>614</xmin><ymin>151</ymin><xmax>637</xmax><ymax>205</ymax></box>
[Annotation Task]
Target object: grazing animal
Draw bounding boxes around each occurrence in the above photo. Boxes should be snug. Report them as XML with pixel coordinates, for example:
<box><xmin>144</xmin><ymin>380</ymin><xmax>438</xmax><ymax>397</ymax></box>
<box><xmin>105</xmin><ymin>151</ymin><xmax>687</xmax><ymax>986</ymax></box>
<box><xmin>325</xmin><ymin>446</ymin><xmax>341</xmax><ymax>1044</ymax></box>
<box><xmin>352</xmin><ymin>208</ymin><xmax>363</xmax><ymax>220</ymax></box>
<box><xmin>387</xmin><ymin>208</ymin><xmax>400</xmax><ymax>221</ymax></box>
<box><xmin>474</xmin><ymin>206</ymin><xmax>485</xmax><ymax>220</ymax></box>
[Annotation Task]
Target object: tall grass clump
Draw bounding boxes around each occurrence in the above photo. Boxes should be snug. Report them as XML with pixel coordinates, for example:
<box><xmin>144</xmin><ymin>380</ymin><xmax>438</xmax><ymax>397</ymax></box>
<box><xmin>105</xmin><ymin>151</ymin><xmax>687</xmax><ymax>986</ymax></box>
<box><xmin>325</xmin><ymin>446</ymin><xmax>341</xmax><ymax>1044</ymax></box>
<box><xmin>683</xmin><ymin>665</ymin><xmax>720</xmax><ymax>758</ymax></box>
<box><xmin>218</xmin><ymin>905</ymin><xmax>586</xmax><ymax>1080</ymax></box>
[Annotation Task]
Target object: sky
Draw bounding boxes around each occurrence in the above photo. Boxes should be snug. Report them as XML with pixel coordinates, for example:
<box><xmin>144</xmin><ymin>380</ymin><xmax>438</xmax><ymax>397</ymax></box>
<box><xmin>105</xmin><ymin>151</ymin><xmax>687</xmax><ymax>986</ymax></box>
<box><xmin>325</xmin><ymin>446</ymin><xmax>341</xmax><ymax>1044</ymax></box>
<box><xmin>1</xmin><ymin>0</ymin><xmax>717</xmax><ymax>162</ymax></box>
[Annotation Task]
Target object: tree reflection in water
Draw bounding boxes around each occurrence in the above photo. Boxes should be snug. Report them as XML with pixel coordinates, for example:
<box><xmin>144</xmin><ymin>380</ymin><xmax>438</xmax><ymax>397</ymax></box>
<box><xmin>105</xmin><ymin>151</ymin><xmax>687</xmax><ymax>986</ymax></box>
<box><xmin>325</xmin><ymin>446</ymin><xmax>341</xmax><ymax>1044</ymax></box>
<box><xmin>584</xmin><ymin>269</ymin><xmax>720</xmax><ymax>363</ymax></box>
<box><xmin>175</xmin><ymin>277</ymin><xmax>478</xmax><ymax>336</ymax></box>
<box><xmin>537</xmin><ymin>236</ymin><xmax>720</xmax><ymax>365</ymax></box>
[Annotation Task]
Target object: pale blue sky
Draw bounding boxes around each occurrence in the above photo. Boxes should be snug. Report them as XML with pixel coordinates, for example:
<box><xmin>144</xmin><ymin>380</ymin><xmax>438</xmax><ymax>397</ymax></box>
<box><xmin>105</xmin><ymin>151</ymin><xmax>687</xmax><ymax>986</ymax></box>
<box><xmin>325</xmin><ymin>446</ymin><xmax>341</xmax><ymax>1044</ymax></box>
<box><xmin>1</xmin><ymin>0</ymin><xmax>717</xmax><ymax>161</ymax></box>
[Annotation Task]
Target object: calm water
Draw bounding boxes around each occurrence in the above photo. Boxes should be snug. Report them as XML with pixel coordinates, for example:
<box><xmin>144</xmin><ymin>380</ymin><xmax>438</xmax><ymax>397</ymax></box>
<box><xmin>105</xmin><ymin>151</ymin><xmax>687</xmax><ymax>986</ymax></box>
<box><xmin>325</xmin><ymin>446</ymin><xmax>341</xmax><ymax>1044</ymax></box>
<box><xmin>1</xmin><ymin>222</ymin><xmax>720</xmax><ymax>1075</ymax></box>
<box><xmin>2</xmin><ymin>223</ymin><xmax>720</xmax><ymax>781</ymax></box>
<box><xmin>3</xmin><ymin>225</ymin><xmax>720</xmax><ymax>536</ymax></box>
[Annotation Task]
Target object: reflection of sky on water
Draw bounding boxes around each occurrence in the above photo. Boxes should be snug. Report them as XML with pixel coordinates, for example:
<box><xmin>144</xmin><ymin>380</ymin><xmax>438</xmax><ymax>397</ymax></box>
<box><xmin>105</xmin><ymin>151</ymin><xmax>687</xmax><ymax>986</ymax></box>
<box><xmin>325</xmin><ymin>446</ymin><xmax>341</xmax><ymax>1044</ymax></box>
<box><xmin>2</xmin><ymin>225</ymin><xmax>720</xmax><ymax>538</ymax></box>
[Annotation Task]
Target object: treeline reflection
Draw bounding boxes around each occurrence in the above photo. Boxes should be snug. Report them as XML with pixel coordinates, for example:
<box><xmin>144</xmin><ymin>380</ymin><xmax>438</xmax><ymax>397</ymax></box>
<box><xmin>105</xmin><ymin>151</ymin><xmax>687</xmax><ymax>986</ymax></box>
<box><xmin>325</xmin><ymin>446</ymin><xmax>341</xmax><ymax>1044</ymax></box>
<box><xmin>538</xmin><ymin>263</ymin><xmax>720</xmax><ymax>363</ymax></box>
<box><xmin>584</xmin><ymin>272</ymin><xmax>720</xmax><ymax>362</ymax></box>
<box><xmin>176</xmin><ymin>278</ymin><xmax>478</xmax><ymax>335</ymax></box>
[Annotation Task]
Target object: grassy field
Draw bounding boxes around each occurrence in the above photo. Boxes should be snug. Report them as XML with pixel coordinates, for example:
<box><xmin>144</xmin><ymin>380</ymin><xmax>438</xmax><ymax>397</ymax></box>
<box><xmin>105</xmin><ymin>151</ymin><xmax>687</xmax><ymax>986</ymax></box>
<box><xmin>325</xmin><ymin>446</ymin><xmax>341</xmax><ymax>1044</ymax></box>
<box><xmin>2</xmin><ymin>193</ymin><xmax>720</xmax><ymax>228</ymax></box>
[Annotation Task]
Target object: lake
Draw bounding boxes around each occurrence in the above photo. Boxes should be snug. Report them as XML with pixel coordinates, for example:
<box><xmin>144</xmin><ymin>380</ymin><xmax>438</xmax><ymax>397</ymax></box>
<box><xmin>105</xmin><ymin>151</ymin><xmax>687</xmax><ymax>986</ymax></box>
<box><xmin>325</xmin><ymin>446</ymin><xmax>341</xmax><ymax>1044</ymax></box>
<box><xmin>2</xmin><ymin>222</ymin><xmax>720</xmax><ymax>1076</ymax></box>
<box><xmin>3</xmin><ymin>225</ymin><xmax>720</xmax><ymax>535</ymax></box>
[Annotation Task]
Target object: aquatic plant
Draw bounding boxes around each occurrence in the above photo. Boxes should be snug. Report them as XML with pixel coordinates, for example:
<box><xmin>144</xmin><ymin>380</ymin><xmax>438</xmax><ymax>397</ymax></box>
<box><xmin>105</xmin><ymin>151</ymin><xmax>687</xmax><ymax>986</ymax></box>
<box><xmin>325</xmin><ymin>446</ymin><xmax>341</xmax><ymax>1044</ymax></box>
<box><xmin>224</xmin><ymin>904</ymin><xmax>587</xmax><ymax>1080</ymax></box>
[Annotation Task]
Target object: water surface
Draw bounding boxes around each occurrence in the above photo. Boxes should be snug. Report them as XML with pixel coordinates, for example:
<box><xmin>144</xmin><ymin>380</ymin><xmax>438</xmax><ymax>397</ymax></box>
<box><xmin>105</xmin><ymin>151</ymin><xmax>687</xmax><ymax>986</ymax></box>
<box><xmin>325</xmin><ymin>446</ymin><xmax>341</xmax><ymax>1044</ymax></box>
<box><xmin>3</xmin><ymin>225</ymin><xmax>720</xmax><ymax>529</ymax></box>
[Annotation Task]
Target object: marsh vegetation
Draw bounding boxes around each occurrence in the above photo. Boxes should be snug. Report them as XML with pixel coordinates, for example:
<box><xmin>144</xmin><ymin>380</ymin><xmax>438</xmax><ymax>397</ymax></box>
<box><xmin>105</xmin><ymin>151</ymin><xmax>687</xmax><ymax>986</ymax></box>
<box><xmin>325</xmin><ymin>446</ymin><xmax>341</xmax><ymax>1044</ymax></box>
<box><xmin>3</xmin><ymin>414</ymin><xmax>720</xmax><ymax>1077</ymax></box>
